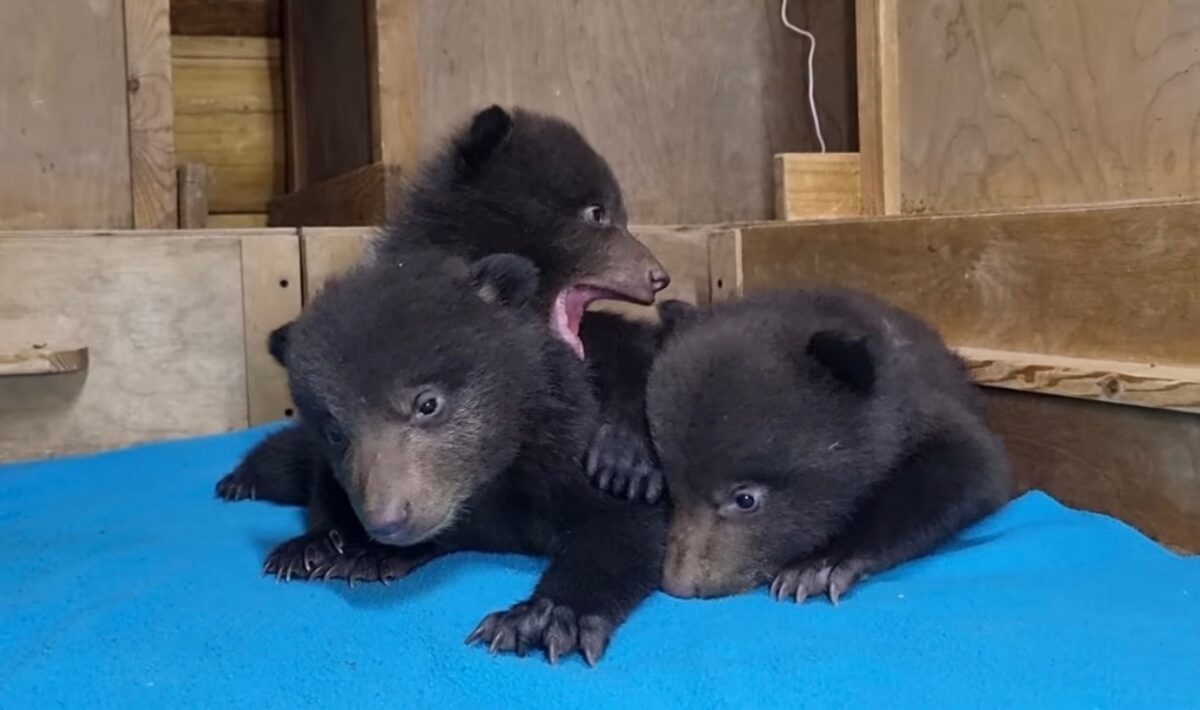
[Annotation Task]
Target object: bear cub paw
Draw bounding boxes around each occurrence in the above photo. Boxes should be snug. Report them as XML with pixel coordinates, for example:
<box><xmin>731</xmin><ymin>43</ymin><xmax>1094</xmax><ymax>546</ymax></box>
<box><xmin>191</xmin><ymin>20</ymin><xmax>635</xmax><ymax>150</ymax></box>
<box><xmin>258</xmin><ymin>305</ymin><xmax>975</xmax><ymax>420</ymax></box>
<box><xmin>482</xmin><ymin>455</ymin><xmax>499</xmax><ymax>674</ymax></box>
<box><xmin>584</xmin><ymin>422</ymin><xmax>665</xmax><ymax>504</ymax></box>
<box><xmin>262</xmin><ymin>530</ymin><xmax>414</xmax><ymax>585</ymax></box>
<box><xmin>466</xmin><ymin>597</ymin><xmax>615</xmax><ymax>666</ymax></box>
<box><xmin>770</xmin><ymin>556</ymin><xmax>871</xmax><ymax>605</ymax></box>
<box><xmin>215</xmin><ymin>471</ymin><xmax>257</xmax><ymax>501</ymax></box>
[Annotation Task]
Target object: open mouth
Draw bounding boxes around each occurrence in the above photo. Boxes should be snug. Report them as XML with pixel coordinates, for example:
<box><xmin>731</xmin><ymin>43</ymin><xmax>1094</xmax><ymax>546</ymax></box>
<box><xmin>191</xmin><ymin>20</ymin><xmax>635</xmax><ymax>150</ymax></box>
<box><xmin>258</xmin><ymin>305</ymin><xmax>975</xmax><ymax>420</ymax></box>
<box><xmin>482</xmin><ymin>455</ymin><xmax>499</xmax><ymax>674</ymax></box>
<box><xmin>551</xmin><ymin>283</ymin><xmax>654</xmax><ymax>359</ymax></box>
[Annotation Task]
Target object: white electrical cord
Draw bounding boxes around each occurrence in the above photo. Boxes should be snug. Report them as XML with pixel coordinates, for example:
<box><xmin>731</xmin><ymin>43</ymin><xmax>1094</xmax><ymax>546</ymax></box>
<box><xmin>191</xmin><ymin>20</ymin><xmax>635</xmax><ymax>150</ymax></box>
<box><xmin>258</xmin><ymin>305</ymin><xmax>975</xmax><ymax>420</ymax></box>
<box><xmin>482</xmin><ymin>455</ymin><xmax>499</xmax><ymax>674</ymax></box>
<box><xmin>780</xmin><ymin>0</ymin><xmax>827</xmax><ymax>153</ymax></box>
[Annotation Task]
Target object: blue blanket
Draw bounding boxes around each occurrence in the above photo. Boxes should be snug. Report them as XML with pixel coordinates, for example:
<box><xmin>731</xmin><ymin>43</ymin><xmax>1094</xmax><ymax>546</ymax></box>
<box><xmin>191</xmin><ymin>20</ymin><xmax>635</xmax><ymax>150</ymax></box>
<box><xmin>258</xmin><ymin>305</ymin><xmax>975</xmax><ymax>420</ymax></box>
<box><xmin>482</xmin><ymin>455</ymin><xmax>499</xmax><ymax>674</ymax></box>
<box><xmin>1</xmin><ymin>425</ymin><xmax>1197</xmax><ymax>708</ymax></box>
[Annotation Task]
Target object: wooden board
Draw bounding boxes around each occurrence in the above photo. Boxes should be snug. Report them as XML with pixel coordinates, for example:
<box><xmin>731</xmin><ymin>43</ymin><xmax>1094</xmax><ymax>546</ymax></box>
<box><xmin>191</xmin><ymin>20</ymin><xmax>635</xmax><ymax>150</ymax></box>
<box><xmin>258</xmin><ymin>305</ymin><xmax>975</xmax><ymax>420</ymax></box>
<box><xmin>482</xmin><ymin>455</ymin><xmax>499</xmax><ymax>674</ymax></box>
<box><xmin>124</xmin><ymin>0</ymin><xmax>178</xmax><ymax>229</ymax></box>
<box><xmin>171</xmin><ymin>0</ymin><xmax>281</xmax><ymax>37</ymax></box>
<box><xmin>269</xmin><ymin>162</ymin><xmax>401</xmax><ymax>227</ymax></box>
<box><xmin>0</xmin><ymin>316</ymin><xmax>88</xmax><ymax>377</ymax></box>
<box><xmin>0</xmin><ymin>230</ymin><xmax>303</xmax><ymax>460</ymax></box>
<box><xmin>986</xmin><ymin>389</ymin><xmax>1200</xmax><ymax>553</ymax></box>
<box><xmin>177</xmin><ymin>163</ymin><xmax>209</xmax><ymax>229</ymax></box>
<box><xmin>0</xmin><ymin>0</ymin><xmax>133</xmax><ymax>229</ymax></box>
<box><xmin>172</xmin><ymin>36</ymin><xmax>285</xmax><ymax>215</ymax></box>
<box><xmin>959</xmin><ymin>347</ymin><xmax>1200</xmax><ymax>415</ymax></box>
<box><xmin>300</xmin><ymin>227</ymin><xmax>381</xmax><ymax>302</ymax></box>
<box><xmin>855</xmin><ymin>0</ymin><xmax>900</xmax><ymax>215</ymax></box>
<box><xmin>774</xmin><ymin>153</ymin><xmax>862</xmax><ymax>219</ymax></box>
<box><xmin>737</xmin><ymin>201</ymin><xmax>1200</xmax><ymax>365</ymax></box>
<box><xmin>899</xmin><ymin>0</ymin><xmax>1200</xmax><ymax>214</ymax></box>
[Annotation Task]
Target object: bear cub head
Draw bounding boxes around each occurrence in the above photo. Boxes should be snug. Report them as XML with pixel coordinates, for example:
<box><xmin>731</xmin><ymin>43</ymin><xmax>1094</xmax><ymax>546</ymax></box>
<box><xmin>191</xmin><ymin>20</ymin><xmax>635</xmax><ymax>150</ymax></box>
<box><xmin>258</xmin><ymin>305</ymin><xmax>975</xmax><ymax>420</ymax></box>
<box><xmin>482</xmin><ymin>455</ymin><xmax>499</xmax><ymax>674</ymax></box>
<box><xmin>281</xmin><ymin>249</ymin><xmax>549</xmax><ymax>547</ymax></box>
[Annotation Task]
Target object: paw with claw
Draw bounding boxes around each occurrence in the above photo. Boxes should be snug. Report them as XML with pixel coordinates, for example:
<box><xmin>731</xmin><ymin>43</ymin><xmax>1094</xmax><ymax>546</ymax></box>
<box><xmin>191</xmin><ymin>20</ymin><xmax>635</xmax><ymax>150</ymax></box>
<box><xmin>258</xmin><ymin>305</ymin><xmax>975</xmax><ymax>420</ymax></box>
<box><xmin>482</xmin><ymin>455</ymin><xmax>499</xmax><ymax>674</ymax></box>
<box><xmin>770</xmin><ymin>556</ymin><xmax>870</xmax><ymax>605</ymax></box>
<box><xmin>261</xmin><ymin>530</ymin><xmax>420</xmax><ymax>585</ymax></box>
<box><xmin>215</xmin><ymin>470</ymin><xmax>256</xmax><ymax>501</ymax></box>
<box><xmin>466</xmin><ymin>597</ymin><xmax>615</xmax><ymax>666</ymax></box>
<box><xmin>584</xmin><ymin>422</ymin><xmax>665</xmax><ymax>503</ymax></box>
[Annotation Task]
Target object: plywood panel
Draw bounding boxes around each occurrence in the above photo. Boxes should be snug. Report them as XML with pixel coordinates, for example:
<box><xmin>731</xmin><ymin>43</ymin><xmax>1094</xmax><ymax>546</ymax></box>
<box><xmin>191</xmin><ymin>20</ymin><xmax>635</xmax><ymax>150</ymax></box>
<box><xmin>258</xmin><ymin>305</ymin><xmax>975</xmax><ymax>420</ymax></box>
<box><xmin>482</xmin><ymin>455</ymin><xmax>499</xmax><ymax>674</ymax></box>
<box><xmin>738</xmin><ymin>201</ymin><xmax>1200</xmax><ymax>365</ymax></box>
<box><xmin>899</xmin><ymin>0</ymin><xmax>1200</xmax><ymax>213</ymax></box>
<box><xmin>410</xmin><ymin>0</ymin><xmax>856</xmax><ymax>223</ymax></box>
<box><xmin>173</xmin><ymin>36</ymin><xmax>285</xmax><ymax>214</ymax></box>
<box><xmin>986</xmin><ymin>389</ymin><xmax>1200</xmax><ymax>553</ymax></box>
<box><xmin>0</xmin><ymin>233</ymin><xmax>252</xmax><ymax>460</ymax></box>
<box><xmin>240</xmin><ymin>233</ymin><xmax>303</xmax><ymax>424</ymax></box>
<box><xmin>0</xmin><ymin>0</ymin><xmax>132</xmax><ymax>229</ymax></box>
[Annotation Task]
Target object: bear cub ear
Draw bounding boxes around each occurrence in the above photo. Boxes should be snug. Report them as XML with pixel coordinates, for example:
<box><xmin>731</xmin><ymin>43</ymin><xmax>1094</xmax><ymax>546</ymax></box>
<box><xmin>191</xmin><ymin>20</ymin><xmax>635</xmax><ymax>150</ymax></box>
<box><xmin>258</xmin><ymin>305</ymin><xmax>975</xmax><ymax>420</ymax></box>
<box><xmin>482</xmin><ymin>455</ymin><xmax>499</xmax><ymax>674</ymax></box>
<box><xmin>806</xmin><ymin>330</ymin><xmax>876</xmax><ymax>394</ymax></box>
<box><xmin>267</xmin><ymin>322</ymin><xmax>293</xmax><ymax>366</ymax></box>
<box><xmin>458</xmin><ymin>105</ymin><xmax>514</xmax><ymax>171</ymax></box>
<box><xmin>469</xmin><ymin>253</ymin><xmax>539</xmax><ymax>310</ymax></box>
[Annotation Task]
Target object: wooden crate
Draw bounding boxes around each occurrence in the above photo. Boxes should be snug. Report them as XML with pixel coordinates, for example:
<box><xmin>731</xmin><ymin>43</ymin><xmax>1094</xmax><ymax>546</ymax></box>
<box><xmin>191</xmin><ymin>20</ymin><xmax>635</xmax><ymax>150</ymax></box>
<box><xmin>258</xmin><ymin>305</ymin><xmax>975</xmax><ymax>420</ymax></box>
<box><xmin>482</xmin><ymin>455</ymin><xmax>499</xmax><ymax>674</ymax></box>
<box><xmin>269</xmin><ymin>0</ymin><xmax>858</xmax><ymax>227</ymax></box>
<box><xmin>0</xmin><ymin>230</ymin><xmax>301</xmax><ymax>461</ymax></box>
<box><xmin>0</xmin><ymin>0</ymin><xmax>177</xmax><ymax>230</ymax></box>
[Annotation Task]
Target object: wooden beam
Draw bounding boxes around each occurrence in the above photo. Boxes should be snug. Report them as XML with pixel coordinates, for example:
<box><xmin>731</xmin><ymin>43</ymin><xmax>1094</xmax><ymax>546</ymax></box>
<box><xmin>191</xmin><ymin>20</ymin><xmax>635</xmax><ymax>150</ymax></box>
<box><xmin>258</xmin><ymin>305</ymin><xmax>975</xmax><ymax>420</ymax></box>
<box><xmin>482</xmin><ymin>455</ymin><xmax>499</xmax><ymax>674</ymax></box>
<box><xmin>240</xmin><ymin>232</ymin><xmax>302</xmax><ymax>424</ymax></box>
<box><xmin>123</xmin><ymin>0</ymin><xmax>178</xmax><ymax>229</ymax></box>
<box><xmin>170</xmin><ymin>0</ymin><xmax>280</xmax><ymax>37</ymax></box>
<box><xmin>959</xmin><ymin>348</ymin><xmax>1200</xmax><ymax>415</ymax></box>
<box><xmin>986</xmin><ymin>389</ymin><xmax>1200</xmax><ymax>553</ymax></box>
<box><xmin>854</xmin><ymin>0</ymin><xmax>900</xmax><ymax>215</ymax></box>
<box><xmin>737</xmin><ymin>200</ymin><xmax>1200</xmax><ymax>364</ymax></box>
<box><xmin>367</xmin><ymin>0</ymin><xmax>421</xmax><ymax>171</ymax></box>
<box><xmin>177</xmin><ymin>163</ymin><xmax>209</xmax><ymax>228</ymax></box>
<box><xmin>268</xmin><ymin>162</ymin><xmax>401</xmax><ymax>227</ymax></box>
<box><xmin>773</xmin><ymin>153</ymin><xmax>862</xmax><ymax>220</ymax></box>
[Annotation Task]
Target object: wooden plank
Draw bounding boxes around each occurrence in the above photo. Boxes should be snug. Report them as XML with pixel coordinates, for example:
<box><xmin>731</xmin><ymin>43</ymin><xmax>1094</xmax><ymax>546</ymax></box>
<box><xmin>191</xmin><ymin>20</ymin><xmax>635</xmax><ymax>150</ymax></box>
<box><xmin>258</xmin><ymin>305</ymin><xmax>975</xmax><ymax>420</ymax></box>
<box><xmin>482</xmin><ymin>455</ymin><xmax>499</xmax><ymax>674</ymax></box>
<box><xmin>899</xmin><ymin>0</ymin><xmax>1200</xmax><ymax>214</ymax></box>
<box><xmin>209</xmin><ymin>213</ymin><xmax>269</xmax><ymax>229</ymax></box>
<box><xmin>269</xmin><ymin>162</ymin><xmax>400</xmax><ymax>227</ymax></box>
<box><xmin>0</xmin><ymin>316</ymin><xmax>88</xmax><ymax>377</ymax></box>
<box><xmin>0</xmin><ymin>233</ymin><xmax>251</xmax><ymax>460</ymax></box>
<box><xmin>172</xmin><ymin>36</ymin><xmax>284</xmax><ymax>215</ymax></box>
<box><xmin>177</xmin><ymin>163</ymin><xmax>209</xmax><ymax>228</ymax></box>
<box><xmin>773</xmin><ymin>153</ymin><xmax>862</xmax><ymax>220</ymax></box>
<box><xmin>959</xmin><ymin>348</ymin><xmax>1200</xmax><ymax>415</ymax></box>
<box><xmin>737</xmin><ymin>201</ymin><xmax>1200</xmax><ymax>365</ymax></box>
<box><xmin>282</xmin><ymin>0</ymin><xmax>373</xmax><ymax>189</ymax></box>
<box><xmin>985</xmin><ymin>389</ymin><xmax>1200</xmax><ymax>553</ymax></box>
<box><xmin>124</xmin><ymin>0</ymin><xmax>178</xmax><ymax>229</ymax></box>
<box><xmin>854</xmin><ymin>0</ymin><xmax>900</xmax><ymax>215</ymax></box>
<box><xmin>300</xmin><ymin>227</ymin><xmax>379</xmax><ymax>302</ymax></box>
<box><xmin>240</xmin><ymin>233</ymin><xmax>302</xmax><ymax>423</ymax></box>
<box><xmin>405</xmin><ymin>0</ymin><xmax>855</xmax><ymax>223</ymax></box>
<box><xmin>707</xmin><ymin>229</ymin><xmax>744</xmax><ymax>305</ymax></box>
<box><xmin>0</xmin><ymin>0</ymin><xmax>132</xmax><ymax>229</ymax></box>
<box><xmin>171</xmin><ymin>0</ymin><xmax>280</xmax><ymax>37</ymax></box>
<box><xmin>368</xmin><ymin>0</ymin><xmax>421</xmax><ymax>171</ymax></box>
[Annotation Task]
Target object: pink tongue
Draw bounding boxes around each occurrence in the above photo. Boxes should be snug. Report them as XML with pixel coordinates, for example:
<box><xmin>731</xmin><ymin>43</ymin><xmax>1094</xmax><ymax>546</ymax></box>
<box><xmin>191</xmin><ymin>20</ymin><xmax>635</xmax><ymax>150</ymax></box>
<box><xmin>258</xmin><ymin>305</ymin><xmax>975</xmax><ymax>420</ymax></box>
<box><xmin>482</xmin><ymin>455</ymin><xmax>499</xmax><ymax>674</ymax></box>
<box><xmin>552</xmin><ymin>287</ymin><xmax>602</xmax><ymax>359</ymax></box>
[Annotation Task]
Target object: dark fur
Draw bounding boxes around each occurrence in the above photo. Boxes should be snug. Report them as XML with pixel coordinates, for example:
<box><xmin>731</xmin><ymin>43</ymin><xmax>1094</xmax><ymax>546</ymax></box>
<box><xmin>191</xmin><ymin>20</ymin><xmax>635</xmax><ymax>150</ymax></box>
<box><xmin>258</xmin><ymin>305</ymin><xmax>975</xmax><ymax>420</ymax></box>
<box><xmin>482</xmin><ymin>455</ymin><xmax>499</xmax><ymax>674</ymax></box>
<box><xmin>218</xmin><ymin>105</ymin><xmax>666</xmax><ymax>507</ymax></box>
<box><xmin>260</xmin><ymin>251</ymin><xmax>666</xmax><ymax>665</ymax></box>
<box><xmin>649</xmin><ymin>289</ymin><xmax>1011</xmax><ymax>602</ymax></box>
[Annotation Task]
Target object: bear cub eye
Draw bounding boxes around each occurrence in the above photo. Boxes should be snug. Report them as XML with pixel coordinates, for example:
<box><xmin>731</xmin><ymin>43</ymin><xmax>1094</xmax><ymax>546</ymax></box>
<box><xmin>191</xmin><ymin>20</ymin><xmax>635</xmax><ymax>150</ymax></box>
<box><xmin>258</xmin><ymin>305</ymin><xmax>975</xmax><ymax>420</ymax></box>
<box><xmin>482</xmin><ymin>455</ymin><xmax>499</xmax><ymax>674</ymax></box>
<box><xmin>323</xmin><ymin>420</ymin><xmax>347</xmax><ymax>448</ymax></box>
<box><xmin>722</xmin><ymin>486</ymin><xmax>764</xmax><ymax>515</ymax></box>
<box><xmin>582</xmin><ymin>205</ymin><xmax>609</xmax><ymax>226</ymax></box>
<box><xmin>413</xmin><ymin>390</ymin><xmax>444</xmax><ymax>420</ymax></box>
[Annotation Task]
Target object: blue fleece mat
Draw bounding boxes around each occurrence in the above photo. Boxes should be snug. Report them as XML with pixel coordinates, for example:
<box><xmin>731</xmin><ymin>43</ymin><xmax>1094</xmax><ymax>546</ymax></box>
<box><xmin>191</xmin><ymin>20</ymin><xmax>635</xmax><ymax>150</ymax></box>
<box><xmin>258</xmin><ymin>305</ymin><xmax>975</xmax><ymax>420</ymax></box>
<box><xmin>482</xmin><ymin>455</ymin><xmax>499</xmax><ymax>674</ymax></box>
<box><xmin>1</xmin><ymin>425</ymin><xmax>1197</xmax><ymax>709</ymax></box>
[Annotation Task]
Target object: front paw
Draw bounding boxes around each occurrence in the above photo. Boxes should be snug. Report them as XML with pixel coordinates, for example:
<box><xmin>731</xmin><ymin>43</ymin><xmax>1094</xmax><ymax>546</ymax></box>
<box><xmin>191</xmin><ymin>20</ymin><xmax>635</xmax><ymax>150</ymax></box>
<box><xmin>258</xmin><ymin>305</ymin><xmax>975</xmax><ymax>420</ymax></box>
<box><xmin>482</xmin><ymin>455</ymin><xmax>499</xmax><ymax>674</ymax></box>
<box><xmin>465</xmin><ymin>598</ymin><xmax>615</xmax><ymax>666</ymax></box>
<box><xmin>262</xmin><ymin>530</ymin><xmax>416</xmax><ymax>585</ymax></box>
<box><xmin>770</xmin><ymin>556</ymin><xmax>870</xmax><ymax>605</ymax></box>
<box><xmin>584</xmin><ymin>422</ymin><xmax>665</xmax><ymax>503</ymax></box>
<box><xmin>215</xmin><ymin>470</ymin><xmax>256</xmax><ymax>501</ymax></box>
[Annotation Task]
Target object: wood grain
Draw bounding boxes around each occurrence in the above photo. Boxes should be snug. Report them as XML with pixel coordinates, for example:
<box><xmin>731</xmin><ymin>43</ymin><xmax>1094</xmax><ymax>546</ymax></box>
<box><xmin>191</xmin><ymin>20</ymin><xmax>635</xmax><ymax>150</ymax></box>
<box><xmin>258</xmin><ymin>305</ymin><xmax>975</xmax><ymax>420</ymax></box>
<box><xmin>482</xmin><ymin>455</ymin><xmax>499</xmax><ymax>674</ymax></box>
<box><xmin>899</xmin><ymin>0</ymin><xmax>1200</xmax><ymax>214</ymax></box>
<box><xmin>0</xmin><ymin>233</ymin><xmax>251</xmax><ymax>460</ymax></box>
<box><xmin>300</xmin><ymin>227</ymin><xmax>380</xmax><ymax>302</ymax></box>
<box><xmin>0</xmin><ymin>0</ymin><xmax>132</xmax><ymax>229</ymax></box>
<box><xmin>177</xmin><ymin>163</ymin><xmax>209</xmax><ymax>228</ymax></box>
<box><xmin>774</xmin><ymin>153</ymin><xmax>862</xmax><ymax>219</ymax></box>
<box><xmin>737</xmin><ymin>200</ymin><xmax>1200</xmax><ymax>364</ymax></box>
<box><xmin>269</xmin><ymin>162</ymin><xmax>401</xmax><ymax>227</ymax></box>
<box><xmin>959</xmin><ymin>347</ymin><xmax>1200</xmax><ymax>415</ymax></box>
<box><xmin>172</xmin><ymin>36</ymin><xmax>284</xmax><ymax>215</ymax></box>
<box><xmin>0</xmin><ymin>316</ymin><xmax>88</xmax><ymax>377</ymax></box>
<box><xmin>124</xmin><ymin>0</ymin><xmax>178</xmax><ymax>229</ymax></box>
<box><xmin>986</xmin><ymin>389</ymin><xmax>1200</xmax><ymax>553</ymax></box>
<box><xmin>368</xmin><ymin>0</ymin><xmax>421</xmax><ymax>171</ymax></box>
<box><xmin>855</xmin><ymin>0</ymin><xmax>900</xmax><ymax>214</ymax></box>
<box><xmin>171</xmin><ymin>0</ymin><xmax>281</xmax><ymax>37</ymax></box>
<box><xmin>240</xmin><ymin>232</ymin><xmax>303</xmax><ymax>424</ymax></box>
<box><xmin>208</xmin><ymin>213</ymin><xmax>270</xmax><ymax>229</ymax></box>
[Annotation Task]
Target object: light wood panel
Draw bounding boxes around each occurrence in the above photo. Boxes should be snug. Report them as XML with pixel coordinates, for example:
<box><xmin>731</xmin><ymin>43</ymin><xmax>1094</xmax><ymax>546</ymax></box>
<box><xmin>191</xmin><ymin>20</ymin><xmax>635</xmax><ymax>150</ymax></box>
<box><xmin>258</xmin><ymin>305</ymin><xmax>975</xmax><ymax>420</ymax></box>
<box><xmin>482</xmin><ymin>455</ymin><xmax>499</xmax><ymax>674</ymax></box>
<box><xmin>0</xmin><ymin>0</ymin><xmax>132</xmax><ymax>229</ymax></box>
<box><xmin>738</xmin><ymin>201</ymin><xmax>1200</xmax><ymax>365</ymax></box>
<box><xmin>855</xmin><ymin>0</ymin><xmax>900</xmax><ymax>214</ymax></box>
<box><xmin>774</xmin><ymin>153</ymin><xmax>862</xmax><ymax>219</ymax></box>
<box><xmin>124</xmin><ymin>0</ymin><xmax>178</xmax><ymax>229</ymax></box>
<box><xmin>172</xmin><ymin>36</ymin><xmax>284</xmax><ymax>216</ymax></box>
<box><xmin>899</xmin><ymin>0</ymin><xmax>1200</xmax><ymax>214</ymax></box>
<box><xmin>986</xmin><ymin>389</ymin><xmax>1200</xmax><ymax>553</ymax></box>
<box><xmin>0</xmin><ymin>317</ymin><xmax>88</xmax><ymax>377</ymax></box>
<box><xmin>240</xmin><ymin>233</ymin><xmax>303</xmax><ymax>424</ymax></box>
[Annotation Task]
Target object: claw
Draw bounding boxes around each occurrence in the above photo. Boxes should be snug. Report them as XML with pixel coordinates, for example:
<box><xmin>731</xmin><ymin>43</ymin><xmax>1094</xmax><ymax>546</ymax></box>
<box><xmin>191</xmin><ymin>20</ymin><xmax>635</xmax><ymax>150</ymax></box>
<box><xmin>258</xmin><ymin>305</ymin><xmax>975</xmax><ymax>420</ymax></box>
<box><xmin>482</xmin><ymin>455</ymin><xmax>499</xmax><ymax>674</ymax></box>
<box><xmin>546</xmin><ymin>639</ymin><xmax>561</xmax><ymax>665</ymax></box>
<box><xmin>328</xmin><ymin>529</ymin><xmax>345</xmax><ymax>555</ymax></box>
<box><xmin>828</xmin><ymin>582</ymin><xmax>841</xmax><ymax>606</ymax></box>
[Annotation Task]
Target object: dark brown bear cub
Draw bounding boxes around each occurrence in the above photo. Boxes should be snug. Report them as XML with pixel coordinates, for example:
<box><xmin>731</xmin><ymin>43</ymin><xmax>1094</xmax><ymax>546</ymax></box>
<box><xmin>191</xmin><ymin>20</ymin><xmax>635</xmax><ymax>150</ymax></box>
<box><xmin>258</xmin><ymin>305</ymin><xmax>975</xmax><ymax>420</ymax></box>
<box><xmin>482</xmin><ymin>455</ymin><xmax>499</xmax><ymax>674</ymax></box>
<box><xmin>264</xmin><ymin>249</ymin><xmax>665</xmax><ymax>665</ymax></box>
<box><xmin>648</xmin><ymin>290</ymin><xmax>1010</xmax><ymax>602</ymax></box>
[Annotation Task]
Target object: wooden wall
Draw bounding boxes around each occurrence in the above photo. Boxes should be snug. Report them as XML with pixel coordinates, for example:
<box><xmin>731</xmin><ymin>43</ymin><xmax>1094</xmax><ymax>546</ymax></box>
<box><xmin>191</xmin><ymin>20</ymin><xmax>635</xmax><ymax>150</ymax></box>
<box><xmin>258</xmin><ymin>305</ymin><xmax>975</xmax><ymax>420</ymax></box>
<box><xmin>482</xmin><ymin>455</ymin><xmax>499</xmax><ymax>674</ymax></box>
<box><xmin>899</xmin><ymin>0</ymin><xmax>1200</xmax><ymax>214</ymax></box>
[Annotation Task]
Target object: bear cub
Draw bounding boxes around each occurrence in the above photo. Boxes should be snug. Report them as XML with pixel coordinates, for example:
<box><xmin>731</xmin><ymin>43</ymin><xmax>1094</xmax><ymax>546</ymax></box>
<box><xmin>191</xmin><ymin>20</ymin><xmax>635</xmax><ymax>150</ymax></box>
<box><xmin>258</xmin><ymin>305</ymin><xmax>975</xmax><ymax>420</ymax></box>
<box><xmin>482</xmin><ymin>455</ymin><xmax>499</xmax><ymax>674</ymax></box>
<box><xmin>648</xmin><ymin>289</ymin><xmax>1011</xmax><ymax>602</ymax></box>
<box><xmin>257</xmin><ymin>248</ymin><xmax>666</xmax><ymax>665</ymax></box>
